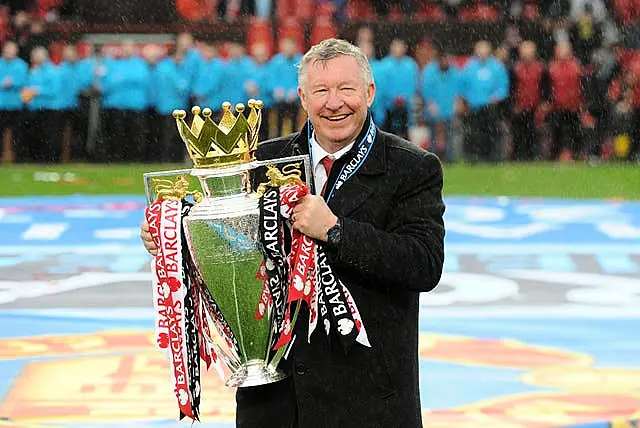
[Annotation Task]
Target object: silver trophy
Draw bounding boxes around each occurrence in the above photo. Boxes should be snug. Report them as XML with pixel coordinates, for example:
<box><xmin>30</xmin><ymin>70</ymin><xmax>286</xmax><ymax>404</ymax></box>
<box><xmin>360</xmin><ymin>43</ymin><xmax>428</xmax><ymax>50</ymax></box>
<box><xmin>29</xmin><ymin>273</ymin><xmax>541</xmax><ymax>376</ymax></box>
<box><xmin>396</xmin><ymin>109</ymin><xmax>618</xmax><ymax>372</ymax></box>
<box><xmin>144</xmin><ymin>100</ymin><xmax>311</xmax><ymax>387</ymax></box>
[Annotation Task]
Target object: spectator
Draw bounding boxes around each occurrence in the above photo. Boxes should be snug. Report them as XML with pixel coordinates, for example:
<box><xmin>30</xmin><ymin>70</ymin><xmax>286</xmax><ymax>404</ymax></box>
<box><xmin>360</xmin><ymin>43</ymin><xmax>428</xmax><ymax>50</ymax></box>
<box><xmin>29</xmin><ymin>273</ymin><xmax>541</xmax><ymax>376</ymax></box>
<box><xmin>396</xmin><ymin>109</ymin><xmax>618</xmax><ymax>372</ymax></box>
<box><xmin>380</xmin><ymin>38</ymin><xmax>419</xmax><ymax>139</ymax></box>
<box><xmin>141</xmin><ymin>43</ymin><xmax>165</xmax><ymax>162</ymax></box>
<box><xmin>247</xmin><ymin>42</ymin><xmax>273</xmax><ymax>141</ymax></box>
<box><xmin>151</xmin><ymin>45</ymin><xmax>191</xmax><ymax>162</ymax></box>
<box><xmin>420</xmin><ymin>46</ymin><xmax>461</xmax><ymax>162</ymax></box>
<box><xmin>21</xmin><ymin>46</ymin><xmax>59</xmax><ymax>162</ymax></box>
<box><xmin>268</xmin><ymin>37</ymin><xmax>301</xmax><ymax>136</ymax></box>
<box><xmin>583</xmin><ymin>46</ymin><xmax>619</xmax><ymax>159</ymax></box>
<box><xmin>54</xmin><ymin>44</ymin><xmax>82</xmax><ymax>161</ymax></box>
<box><xmin>192</xmin><ymin>40</ymin><xmax>224</xmax><ymax>117</ymax></box>
<box><xmin>510</xmin><ymin>40</ymin><xmax>546</xmax><ymax>161</ymax></box>
<box><xmin>19</xmin><ymin>19</ymin><xmax>49</xmax><ymax>63</ymax></box>
<box><xmin>545</xmin><ymin>41</ymin><xmax>585</xmax><ymax>160</ymax></box>
<box><xmin>459</xmin><ymin>40</ymin><xmax>509</xmax><ymax>162</ymax></box>
<box><xmin>175</xmin><ymin>32</ymin><xmax>202</xmax><ymax>91</ymax></box>
<box><xmin>100</xmin><ymin>40</ymin><xmax>150</xmax><ymax>162</ymax></box>
<box><xmin>0</xmin><ymin>40</ymin><xmax>27</xmax><ymax>162</ymax></box>
<box><xmin>75</xmin><ymin>42</ymin><xmax>105</xmax><ymax>162</ymax></box>
<box><xmin>570</xmin><ymin>3</ymin><xmax>603</xmax><ymax>65</ymax></box>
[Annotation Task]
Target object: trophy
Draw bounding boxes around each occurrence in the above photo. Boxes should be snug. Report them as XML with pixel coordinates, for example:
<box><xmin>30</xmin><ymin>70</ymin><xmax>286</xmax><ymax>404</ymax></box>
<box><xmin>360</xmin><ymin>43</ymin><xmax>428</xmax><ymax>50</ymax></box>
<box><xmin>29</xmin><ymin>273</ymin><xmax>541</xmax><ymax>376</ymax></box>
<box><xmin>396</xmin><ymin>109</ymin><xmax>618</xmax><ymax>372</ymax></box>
<box><xmin>143</xmin><ymin>100</ymin><xmax>312</xmax><ymax>419</ymax></box>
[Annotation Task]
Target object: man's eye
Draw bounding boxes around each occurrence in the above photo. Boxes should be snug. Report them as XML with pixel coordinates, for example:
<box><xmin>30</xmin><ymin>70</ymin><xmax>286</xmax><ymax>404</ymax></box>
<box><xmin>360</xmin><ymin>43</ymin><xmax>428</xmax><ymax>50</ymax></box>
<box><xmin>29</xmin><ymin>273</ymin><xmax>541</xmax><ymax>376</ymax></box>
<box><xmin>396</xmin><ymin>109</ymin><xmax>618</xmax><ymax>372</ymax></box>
<box><xmin>314</xmin><ymin>89</ymin><xmax>327</xmax><ymax>94</ymax></box>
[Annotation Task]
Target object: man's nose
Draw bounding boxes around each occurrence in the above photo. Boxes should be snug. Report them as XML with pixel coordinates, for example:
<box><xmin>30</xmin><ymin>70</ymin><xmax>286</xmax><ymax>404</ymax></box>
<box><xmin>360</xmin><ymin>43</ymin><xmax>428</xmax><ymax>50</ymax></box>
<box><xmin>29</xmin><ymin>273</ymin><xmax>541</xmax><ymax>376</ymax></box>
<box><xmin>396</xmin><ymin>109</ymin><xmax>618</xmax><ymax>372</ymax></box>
<box><xmin>325</xmin><ymin>90</ymin><xmax>344</xmax><ymax>110</ymax></box>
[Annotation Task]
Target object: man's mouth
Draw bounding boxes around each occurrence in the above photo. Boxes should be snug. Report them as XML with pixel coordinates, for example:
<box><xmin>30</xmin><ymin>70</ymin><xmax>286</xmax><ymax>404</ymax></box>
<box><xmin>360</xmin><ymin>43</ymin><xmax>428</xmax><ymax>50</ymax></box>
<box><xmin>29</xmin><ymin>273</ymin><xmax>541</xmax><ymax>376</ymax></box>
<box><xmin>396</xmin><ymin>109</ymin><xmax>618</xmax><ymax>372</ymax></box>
<box><xmin>323</xmin><ymin>113</ymin><xmax>351</xmax><ymax>122</ymax></box>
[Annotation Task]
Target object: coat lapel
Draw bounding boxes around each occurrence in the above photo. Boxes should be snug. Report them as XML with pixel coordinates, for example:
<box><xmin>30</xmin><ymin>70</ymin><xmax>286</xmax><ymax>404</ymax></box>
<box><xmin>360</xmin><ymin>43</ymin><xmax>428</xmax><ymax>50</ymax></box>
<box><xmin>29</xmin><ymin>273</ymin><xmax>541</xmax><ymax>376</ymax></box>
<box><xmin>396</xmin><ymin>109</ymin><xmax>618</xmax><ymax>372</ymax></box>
<box><xmin>327</xmin><ymin>125</ymin><xmax>386</xmax><ymax>217</ymax></box>
<box><xmin>281</xmin><ymin>116</ymin><xmax>387</xmax><ymax>217</ymax></box>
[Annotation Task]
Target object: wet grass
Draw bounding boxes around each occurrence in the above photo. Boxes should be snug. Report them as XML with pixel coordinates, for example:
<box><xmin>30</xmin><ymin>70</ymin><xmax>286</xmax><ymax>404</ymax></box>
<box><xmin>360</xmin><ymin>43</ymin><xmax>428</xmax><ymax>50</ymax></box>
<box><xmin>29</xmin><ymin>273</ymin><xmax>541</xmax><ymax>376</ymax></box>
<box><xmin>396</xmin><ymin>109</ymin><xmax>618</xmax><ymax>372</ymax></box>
<box><xmin>0</xmin><ymin>162</ymin><xmax>638</xmax><ymax>199</ymax></box>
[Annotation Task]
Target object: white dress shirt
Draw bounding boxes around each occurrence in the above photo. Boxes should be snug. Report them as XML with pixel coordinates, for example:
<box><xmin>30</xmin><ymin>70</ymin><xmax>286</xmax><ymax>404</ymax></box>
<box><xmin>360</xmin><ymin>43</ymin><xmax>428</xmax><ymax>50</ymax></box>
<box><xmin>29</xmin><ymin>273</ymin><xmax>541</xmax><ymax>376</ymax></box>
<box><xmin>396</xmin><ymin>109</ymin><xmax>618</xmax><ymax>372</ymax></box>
<box><xmin>310</xmin><ymin>133</ymin><xmax>354</xmax><ymax>196</ymax></box>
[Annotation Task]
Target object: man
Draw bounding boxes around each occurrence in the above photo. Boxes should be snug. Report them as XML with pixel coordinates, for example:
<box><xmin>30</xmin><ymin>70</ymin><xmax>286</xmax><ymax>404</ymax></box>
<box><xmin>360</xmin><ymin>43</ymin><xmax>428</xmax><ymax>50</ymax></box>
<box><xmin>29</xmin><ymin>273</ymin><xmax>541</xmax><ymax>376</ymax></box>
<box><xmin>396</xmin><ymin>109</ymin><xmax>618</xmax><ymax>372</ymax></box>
<box><xmin>0</xmin><ymin>41</ymin><xmax>28</xmax><ymax>162</ymax></box>
<box><xmin>420</xmin><ymin>46</ymin><xmax>461</xmax><ymax>162</ymax></box>
<box><xmin>140</xmin><ymin>38</ymin><xmax>445</xmax><ymax>427</ymax></box>
<box><xmin>100</xmin><ymin>40</ymin><xmax>151</xmax><ymax>162</ymax></box>
<box><xmin>459</xmin><ymin>40</ymin><xmax>509</xmax><ymax>162</ymax></box>
<box><xmin>545</xmin><ymin>41</ymin><xmax>584</xmax><ymax>160</ymax></box>
<box><xmin>269</xmin><ymin>37</ymin><xmax>302</xmax><ymax>136</ymax></box>
<box><xmin>21</xmin><ymin>46</ymin><xmax>59</xmax><ymax>162</ymax></box>
<box><xmin>510</xmin><ymin>40</ymin><xmax>546</xmax><ymax>161</ymax></box>
<box><xmin>380</xmin><ymin>38</ymin><xmax>419</xmax><ymax>138</ymax></box>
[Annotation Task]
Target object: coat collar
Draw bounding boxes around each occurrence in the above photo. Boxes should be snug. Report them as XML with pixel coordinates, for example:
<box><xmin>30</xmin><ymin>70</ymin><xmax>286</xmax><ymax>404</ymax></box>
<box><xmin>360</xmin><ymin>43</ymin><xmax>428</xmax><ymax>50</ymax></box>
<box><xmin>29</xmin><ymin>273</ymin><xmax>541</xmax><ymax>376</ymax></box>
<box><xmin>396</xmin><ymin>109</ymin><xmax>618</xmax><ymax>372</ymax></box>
<box><xmin>283</xmin><ymin>111</ymin><xmax>386</xmax><ymax>177</ymax></box>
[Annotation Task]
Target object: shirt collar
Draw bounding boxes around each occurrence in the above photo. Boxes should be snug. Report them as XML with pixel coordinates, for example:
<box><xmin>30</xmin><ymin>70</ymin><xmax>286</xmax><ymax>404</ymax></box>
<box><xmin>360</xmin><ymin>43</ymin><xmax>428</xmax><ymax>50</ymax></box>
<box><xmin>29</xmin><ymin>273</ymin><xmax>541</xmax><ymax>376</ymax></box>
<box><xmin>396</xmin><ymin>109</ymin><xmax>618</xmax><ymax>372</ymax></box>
<box><xmin>310</xmin><ymin>132</ymin><xmax>354</xmax><ymax>172</ymax></box>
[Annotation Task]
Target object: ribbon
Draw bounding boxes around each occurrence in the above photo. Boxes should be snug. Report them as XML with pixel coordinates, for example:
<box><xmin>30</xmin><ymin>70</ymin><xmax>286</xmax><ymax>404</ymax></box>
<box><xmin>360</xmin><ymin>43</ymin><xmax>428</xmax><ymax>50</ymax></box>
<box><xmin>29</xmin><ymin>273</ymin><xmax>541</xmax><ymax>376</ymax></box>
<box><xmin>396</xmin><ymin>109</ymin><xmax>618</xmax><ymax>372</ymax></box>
<box><xmin>146</xmin><ymin>198</ymin><xmax>197</xmax><ymax>421</ymax></box>
<box><xmin>258</xmin><ymin>185</ymin><xmax>289</xmax><ymax>349</ymax></box>
<box><xmin>257</xmin><ymin>182</ymin><xmax>370</xmax><ymax>355</ymax></box>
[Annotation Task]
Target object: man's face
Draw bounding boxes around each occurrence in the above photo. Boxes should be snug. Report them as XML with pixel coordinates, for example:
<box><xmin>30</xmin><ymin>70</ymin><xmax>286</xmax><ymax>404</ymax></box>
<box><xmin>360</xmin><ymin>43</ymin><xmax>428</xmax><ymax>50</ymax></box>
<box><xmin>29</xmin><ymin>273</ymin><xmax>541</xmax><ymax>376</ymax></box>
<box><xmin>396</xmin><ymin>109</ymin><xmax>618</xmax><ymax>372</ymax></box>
<box><xmin>390</xmin><ymin>40</ymin><xmax>406</xmax><ymax>58</ymax></box>
<box><xmin>298</xmin><ymin>55</ymin><xmax>375</xmax><ymax>149</ymax></box>
<box><xmin>2</xmin><ymin>42</ymin><xmax>17</xmax><ymax>60</ymax></box>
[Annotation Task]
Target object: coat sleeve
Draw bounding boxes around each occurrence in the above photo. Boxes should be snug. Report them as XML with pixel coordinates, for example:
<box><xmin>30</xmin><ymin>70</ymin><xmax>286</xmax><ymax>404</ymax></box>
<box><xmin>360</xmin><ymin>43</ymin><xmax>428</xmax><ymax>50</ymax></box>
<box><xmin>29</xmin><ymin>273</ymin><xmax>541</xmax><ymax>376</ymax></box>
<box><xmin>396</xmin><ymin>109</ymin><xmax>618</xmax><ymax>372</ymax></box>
<box><xmin>328</xmin><ymin>152</ymin><xmax>445</xmax><ymax>292</ymax></box>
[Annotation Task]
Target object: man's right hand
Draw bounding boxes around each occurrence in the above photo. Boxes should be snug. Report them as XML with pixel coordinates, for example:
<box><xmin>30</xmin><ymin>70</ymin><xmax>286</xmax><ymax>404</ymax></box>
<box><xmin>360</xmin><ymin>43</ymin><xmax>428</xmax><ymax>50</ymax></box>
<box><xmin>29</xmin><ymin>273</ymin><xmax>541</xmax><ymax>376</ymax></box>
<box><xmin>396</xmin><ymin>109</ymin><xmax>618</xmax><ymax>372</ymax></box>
<box><xmin>140</xmin><ymin>220</ymin><xmax>158</xmax><ymax>256</ymax></box>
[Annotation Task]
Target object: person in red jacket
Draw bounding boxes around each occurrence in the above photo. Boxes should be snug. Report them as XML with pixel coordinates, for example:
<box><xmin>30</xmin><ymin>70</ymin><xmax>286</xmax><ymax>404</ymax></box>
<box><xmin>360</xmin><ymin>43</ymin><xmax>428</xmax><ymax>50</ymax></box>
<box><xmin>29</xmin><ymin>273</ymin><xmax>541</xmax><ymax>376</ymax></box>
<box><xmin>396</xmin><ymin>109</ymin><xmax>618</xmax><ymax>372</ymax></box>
<box><xmin>510</xmin><ymin>40</ymin><xmax>547</xmax><ymax>161</ymax></box>
<box><xmin>545</xmin><ymin>41</ymin><xmax>585</xmax><ymax>160</ymax></box>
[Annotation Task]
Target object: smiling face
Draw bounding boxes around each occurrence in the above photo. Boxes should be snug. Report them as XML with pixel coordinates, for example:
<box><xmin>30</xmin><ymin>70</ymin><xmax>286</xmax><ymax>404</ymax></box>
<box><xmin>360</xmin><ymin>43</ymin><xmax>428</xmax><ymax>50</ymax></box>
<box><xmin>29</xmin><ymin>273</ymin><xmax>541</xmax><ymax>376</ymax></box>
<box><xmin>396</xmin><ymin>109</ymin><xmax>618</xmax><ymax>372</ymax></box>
<box><xmin>298</xmin><ymin>55</ymin><xmax>375</xmax><ymax>152</ymax></box>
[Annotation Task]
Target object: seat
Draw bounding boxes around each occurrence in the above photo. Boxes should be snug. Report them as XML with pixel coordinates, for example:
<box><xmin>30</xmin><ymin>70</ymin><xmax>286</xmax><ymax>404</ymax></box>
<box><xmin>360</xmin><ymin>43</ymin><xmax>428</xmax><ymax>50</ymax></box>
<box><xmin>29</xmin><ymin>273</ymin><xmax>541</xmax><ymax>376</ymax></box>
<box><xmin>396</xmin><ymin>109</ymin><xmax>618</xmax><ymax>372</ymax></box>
<box><xmin>310</xmin><ymin>16</ymin><xmax>337</xmax><ymax>46</ymax></box>
<box><xmin>246</xmin><ymin>17</ymin><xmax>274</xmax><ymax>57</ymax></box>
<box><xmin>415</xmin><ymin>1</ymin><xmax>446</xmax><ymax>22</ymax></box>
<box><xmin>458</xmin><ymin>1</ymin><xmax>502</xmax><ymax>22</ymax></box>
<box><xmin>276</xmin><ymin>17</ymin><xmax>305</xmax><ymax>53</ymax></box>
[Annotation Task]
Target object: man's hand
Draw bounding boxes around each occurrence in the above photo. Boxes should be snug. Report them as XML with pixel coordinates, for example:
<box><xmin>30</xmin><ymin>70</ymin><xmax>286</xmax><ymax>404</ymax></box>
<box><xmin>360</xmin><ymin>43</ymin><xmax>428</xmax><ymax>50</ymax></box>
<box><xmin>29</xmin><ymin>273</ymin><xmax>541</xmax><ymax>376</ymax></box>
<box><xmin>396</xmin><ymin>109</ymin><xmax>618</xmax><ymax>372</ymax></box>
<box><xmin>140</xmin><ymin>220</ymin><xmax>158</xmax><ymax>256</ymax></box>
<box><xmin>291</xmin><ymin>195</ymin><xmax>338</xmax><ymax>242</ymax></box>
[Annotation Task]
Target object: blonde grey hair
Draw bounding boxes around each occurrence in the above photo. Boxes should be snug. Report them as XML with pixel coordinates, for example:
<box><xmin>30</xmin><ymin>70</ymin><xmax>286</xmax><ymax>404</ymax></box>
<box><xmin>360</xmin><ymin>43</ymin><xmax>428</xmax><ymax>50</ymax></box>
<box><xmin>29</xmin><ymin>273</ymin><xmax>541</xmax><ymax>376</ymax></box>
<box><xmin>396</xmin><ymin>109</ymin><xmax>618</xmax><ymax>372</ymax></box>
<box><xmin>298</xmin><ymin>38</ymin><xmax>373</xmax><ymax>89</ymax></box>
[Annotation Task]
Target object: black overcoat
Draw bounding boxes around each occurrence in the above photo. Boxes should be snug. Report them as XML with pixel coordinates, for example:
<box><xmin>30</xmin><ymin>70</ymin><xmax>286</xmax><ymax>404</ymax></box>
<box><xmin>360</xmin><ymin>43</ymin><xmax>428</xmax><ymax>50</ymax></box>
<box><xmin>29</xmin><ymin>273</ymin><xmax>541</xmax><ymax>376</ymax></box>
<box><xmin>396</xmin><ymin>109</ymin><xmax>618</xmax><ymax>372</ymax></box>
<box><xmin>236</xmin><ymin>118</ymin><xmax>445</xmax><ymax>428</ymax></box>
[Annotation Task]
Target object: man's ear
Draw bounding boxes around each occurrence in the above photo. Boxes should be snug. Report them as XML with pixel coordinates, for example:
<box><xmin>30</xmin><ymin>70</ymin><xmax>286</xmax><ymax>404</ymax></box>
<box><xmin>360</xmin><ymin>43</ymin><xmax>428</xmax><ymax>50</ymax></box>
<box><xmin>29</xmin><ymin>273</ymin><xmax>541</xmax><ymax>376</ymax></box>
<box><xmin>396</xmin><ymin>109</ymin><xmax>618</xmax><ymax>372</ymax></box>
<box><xmin>366</xmin><ymin>82</ymin><xmax>376</xmax><ymax>108</ymax></box>
<box><xmin>298</xmin><ymin>86</ymin><xmax>308</xmax><ymax>113</ymax></box>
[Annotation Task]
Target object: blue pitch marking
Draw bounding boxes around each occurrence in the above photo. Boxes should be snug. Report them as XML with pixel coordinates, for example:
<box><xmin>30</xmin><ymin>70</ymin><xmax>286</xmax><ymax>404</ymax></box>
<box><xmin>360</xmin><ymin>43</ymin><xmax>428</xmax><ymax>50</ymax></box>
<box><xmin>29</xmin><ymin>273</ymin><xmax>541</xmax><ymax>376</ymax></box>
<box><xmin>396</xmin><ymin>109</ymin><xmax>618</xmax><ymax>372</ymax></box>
<box><xmin>0</xmin><ymin>195</ymin><xmax>639</xmax><ymax>248</ymax></box>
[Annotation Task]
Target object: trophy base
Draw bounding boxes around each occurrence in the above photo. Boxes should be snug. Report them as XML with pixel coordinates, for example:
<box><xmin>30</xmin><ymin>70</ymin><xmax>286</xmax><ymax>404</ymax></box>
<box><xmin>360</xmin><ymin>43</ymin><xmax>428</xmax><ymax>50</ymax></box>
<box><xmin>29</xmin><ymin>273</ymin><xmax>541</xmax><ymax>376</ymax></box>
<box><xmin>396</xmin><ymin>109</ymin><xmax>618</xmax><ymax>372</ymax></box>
<box><xmin>228</xmin><ymin>360</ymin><xmax>289</xmax><ymax>388</ymax></box>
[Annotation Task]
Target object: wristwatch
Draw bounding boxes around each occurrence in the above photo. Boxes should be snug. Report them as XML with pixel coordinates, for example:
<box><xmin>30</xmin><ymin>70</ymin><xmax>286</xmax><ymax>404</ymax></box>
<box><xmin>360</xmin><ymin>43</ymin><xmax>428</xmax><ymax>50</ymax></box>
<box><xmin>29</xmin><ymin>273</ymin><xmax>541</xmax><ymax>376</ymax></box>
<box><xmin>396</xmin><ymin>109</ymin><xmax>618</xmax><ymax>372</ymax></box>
<box><xmin>326</xmin><ymin>218</ymin><xmax>343</xmax><ymax>248</ymax></box>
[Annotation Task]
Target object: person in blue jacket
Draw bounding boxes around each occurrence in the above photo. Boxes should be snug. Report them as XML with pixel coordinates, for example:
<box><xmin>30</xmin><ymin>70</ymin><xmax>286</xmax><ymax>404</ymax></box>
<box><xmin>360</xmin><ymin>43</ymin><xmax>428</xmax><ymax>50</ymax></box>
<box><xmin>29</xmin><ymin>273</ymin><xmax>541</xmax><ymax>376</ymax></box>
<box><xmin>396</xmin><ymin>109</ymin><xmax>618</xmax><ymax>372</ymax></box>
<box><xmin>246</xmin><ymin>42</ymin><xmax>273</xmax><ymax>142</ymax></box>
<box><xmin>176</xmin><ymin>32</ymin><xmax>203</xmax><ymax>92</ymax></box>
<box><xmin>0</xmin><ymin>41</ymin><xmax>28</xmax><ymax>162</ymax></box>
<box><xmin>459</xmin><ymin>40</ymin><xmax>509</xmax><ymax>162</ymax></box>
<box><xmin>420</xmin><ymin>47</ymin><xmax>462</xmax><ymax>162</ymax></box>
<box><xmin>192</xmin><ymin>40</ymin><xmax>225</xmax><ymax>120</ymax></box>
<box><xmin>380</xmin><ymin>38</ymin><xmax>419</xmax><ymax>138</ymax></box>
<box><xmin>268</xmin><ymin>37</ymin><xmax>302</xmax><ymax>136</ymax></box>
<box><xmin>54</xmin><ymin>44</ymin><xmax>84</xmax><ymax>161</ymax></box>
<box><xmin>100</xmin><ymin>40</ymin><xmax>151</xmax><ymax>162</ymax></box>
<box><xmin>21</xmin><ymin>46</ymin><xmax>60</xmax><ymax>162</ymax></box>
<box><xmin>151</xmin><ymin>45</ymin><xmax>192</xmax><ymax>162</ymax></box>
<box><xmin>219</xmin><ymin>41</ymin><xmax>256</xmax><ymax>112</ymax></box>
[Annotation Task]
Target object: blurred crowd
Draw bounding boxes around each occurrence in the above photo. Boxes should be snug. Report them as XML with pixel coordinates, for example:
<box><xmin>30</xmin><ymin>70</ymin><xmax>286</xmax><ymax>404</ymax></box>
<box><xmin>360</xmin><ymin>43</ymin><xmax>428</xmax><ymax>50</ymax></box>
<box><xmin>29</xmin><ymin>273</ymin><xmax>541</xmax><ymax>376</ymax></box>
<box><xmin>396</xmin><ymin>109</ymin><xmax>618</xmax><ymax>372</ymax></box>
<box><xmin>0</xmin><ymin>0</ymin><xmax>639</xmax><ymax>163</ymax></box>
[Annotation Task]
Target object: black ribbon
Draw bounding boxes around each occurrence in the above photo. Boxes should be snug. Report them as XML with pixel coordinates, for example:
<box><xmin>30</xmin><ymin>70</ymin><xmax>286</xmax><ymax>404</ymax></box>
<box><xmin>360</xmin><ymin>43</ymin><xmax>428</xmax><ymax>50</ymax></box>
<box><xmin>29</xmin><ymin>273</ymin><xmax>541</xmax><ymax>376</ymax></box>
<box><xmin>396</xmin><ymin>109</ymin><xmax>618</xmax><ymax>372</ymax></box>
<box><xmin>258</xmin><ymin>185</ymin><xmax>289</xmax><ymax>348</ymax></box>
<box><xmin>316</xmin><ymin>248</ymin><xmax>358</xmax><ymax>354</ymax></box>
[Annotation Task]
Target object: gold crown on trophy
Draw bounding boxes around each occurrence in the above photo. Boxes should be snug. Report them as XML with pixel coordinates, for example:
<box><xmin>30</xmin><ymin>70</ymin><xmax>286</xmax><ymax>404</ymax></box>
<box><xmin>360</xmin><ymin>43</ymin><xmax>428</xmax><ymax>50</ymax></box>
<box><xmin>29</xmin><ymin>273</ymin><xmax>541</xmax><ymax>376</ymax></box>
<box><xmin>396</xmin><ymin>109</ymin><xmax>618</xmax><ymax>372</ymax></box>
<box><xmin>172</xmin><ymin>99</ymin><xmax>263</xmax><ymax>167</ymax></box>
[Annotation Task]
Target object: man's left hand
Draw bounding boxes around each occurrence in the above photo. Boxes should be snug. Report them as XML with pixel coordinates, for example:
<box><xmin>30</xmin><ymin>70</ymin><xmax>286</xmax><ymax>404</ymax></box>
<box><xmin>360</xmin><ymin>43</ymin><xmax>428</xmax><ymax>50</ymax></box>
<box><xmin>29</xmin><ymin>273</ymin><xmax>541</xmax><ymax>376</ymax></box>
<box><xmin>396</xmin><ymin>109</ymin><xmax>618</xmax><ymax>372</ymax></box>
<box><xmin>291</xmin><ymin>194</ymin><xmax>337</xmax><ymax>242</ymax></box>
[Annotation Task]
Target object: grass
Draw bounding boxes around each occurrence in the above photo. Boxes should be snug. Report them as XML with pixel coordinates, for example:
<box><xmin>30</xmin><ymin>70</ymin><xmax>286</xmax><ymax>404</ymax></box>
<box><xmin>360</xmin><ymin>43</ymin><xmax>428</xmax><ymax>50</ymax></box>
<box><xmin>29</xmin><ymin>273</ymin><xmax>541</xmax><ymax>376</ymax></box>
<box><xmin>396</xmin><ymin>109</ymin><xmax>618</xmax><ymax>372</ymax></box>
<box><xmin>0</xmin><ymin>162</ymin><xmax>639</xmax><ymax>199</ymax></box>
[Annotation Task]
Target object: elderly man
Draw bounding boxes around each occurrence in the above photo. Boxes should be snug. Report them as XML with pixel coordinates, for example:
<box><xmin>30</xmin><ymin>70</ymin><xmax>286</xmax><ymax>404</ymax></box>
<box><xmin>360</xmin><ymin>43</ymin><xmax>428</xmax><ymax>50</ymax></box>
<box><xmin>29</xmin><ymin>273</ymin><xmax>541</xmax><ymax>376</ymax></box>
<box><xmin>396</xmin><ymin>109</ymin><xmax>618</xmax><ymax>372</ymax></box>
<box><xmin>140</xmin><ymin>38</ymin><xmax>445</xmax><ymax>428</ymax></box>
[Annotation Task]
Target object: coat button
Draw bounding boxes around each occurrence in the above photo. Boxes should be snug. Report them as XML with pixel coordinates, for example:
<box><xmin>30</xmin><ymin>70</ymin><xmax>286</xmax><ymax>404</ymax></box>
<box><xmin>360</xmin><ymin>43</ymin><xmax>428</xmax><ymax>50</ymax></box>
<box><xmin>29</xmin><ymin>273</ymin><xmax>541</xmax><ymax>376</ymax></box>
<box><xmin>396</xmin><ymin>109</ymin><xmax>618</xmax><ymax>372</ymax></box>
<box><xmin>295</xmin><ymin>363</ymin><xmax>306</xmax><ymax>375</ymax></box>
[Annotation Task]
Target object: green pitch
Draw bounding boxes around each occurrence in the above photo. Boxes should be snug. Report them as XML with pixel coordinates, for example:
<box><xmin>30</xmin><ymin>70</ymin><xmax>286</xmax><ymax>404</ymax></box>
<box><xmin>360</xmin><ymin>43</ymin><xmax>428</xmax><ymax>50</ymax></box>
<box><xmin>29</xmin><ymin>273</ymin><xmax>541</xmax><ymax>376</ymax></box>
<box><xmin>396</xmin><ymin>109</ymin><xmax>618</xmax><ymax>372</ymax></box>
<box><xmin>0</xmin><ymin>162</ymin><xmax>638</xmax><ymax>199</ymax></box>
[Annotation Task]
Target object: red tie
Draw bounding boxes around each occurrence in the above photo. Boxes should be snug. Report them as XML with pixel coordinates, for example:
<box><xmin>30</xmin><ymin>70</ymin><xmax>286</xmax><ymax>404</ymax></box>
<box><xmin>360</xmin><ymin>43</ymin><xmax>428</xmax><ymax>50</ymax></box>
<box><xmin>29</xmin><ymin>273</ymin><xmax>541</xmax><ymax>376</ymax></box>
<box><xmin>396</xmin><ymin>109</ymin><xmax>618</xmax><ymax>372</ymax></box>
<box><xmin>320</xmin><ymin>155</ymin><xmax>335</xmax><ymax>196</ymax></box>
